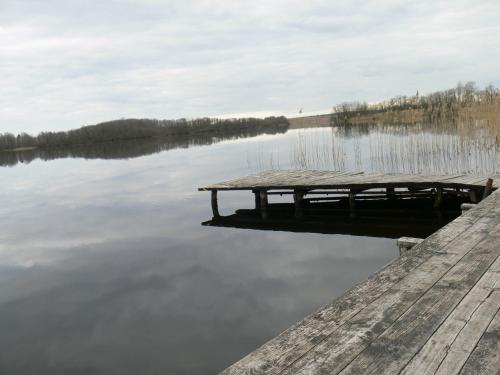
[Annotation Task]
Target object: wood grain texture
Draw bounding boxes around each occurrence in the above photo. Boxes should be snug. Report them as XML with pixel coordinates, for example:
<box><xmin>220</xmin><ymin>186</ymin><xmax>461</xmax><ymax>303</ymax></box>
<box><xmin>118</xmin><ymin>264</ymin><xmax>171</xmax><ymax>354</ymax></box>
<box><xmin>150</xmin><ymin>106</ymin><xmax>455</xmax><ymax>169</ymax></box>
<box><xmin>400</xmin><ymin>258</ymin><xmax>500</xmax><ymax>375</ymax></box>
<box><xmin>459</xmin><ymin>308</ymin><xmax>500</xmax><ymax>375</ymax></box>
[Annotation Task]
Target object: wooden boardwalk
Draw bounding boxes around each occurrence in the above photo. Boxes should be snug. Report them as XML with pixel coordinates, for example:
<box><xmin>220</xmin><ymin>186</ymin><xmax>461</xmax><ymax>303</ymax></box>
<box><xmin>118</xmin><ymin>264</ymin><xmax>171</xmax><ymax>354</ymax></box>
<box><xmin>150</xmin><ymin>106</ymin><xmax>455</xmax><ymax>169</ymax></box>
<box><xmin>199</xmin><ymin>171</ymin><xmax>500</xmax><ymax>374</ymax></box>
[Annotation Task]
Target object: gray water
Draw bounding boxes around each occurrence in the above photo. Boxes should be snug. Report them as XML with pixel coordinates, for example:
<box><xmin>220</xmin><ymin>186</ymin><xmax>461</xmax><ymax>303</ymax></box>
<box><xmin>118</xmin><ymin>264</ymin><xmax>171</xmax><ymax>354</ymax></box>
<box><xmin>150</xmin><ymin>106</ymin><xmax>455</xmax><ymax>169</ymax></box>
<box><xmin>0</xmin><ymin>123</ymin><xmax>498</xmax><ymax>374</ymax></box>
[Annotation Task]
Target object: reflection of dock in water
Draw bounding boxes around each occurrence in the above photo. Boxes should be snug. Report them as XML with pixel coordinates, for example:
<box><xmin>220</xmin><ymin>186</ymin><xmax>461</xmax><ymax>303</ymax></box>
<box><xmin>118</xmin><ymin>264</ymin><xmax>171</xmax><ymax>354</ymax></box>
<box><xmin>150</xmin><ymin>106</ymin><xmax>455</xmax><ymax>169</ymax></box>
<box><xmin>202</xmin><ymin>201</ymin><xmax>460</xmax><ymax>239</ymax></box>
<box><xmin>199</xmin><ymin>170</ymin><xmax>500</xmax><ymax>375</ymax></box>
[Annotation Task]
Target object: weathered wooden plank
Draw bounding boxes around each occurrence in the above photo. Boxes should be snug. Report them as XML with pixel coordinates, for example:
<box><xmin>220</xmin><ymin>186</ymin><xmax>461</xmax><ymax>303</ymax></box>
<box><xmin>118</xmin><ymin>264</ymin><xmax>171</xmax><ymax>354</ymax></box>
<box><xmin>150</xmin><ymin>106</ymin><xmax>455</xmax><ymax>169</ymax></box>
<box><xmin>336</xmin><ymin>237</ymin><xmax>499</xmax><ymax>375</ymax></box>
<box><xmin>434</xmin><ymin>290</ymin><xmax>500</xmax><ymax>375</ymax></box>
<box><xmin>400</xmin><ymin>257</ymin><xmax>500</xmax><ymax>375</ymax></box>
<box><xmin>435</xmin><ymin>174</ymin><xmax>467</xmax><ymax>183</ymax></box>
<box><xmin>302</xmin><ymin>171</ymin><xmax>357</xmax><ymax>185</ymax></box>
<box><xmin>459</xmin><ymin>308</ymin><xmax>500</xmax><ymax>375</ymax></box>
<box><xmin>200</xmin><ymin>170</ymin><xmax>500</xmax><ymax>191</ymax></box>
<box><xmin>452</xmin><ymin>175</ymin><xmax>488</xmax><ymax>184</ymax></box>
<box><xmin>281</xmin><ymin>217</ymin><xmax>498</xmax><ymax>375</ymax></box>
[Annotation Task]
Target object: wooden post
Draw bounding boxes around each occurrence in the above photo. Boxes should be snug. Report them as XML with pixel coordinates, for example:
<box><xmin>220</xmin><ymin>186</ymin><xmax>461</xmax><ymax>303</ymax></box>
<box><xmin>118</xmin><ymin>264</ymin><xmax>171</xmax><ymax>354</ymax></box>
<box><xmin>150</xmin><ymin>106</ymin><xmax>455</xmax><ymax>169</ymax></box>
<box><xmin>397</xmin><ymin>237</ymin><xmax>424</xmax><ymax>256</ymax></box>
<box><xmin>294</xmin><ymin>190</ymin><xmax>304</xmax><ymax>218</ymax></box>
<box><xmin>260</xmin><ymin>190</ymin><xmax>268</xmax><ymax>220</ymax></box>
<box><xmin>349</xmin><ymin>190</ymin><xmax>356</xmax><ymax>210</ymax></box>
<box><xmin>211</xmin><ymin>190</ymin><xmax>220</xmax><ymax>217</ymax></box>
<box><xmin>253</xmin><ymin>190</ymin><xmax>261</xmax><ymax>210</ymax></box>
<box><xmin>433</xmin><ymin>187</ymin><xmax>443</xmax><ymax>209</ymax></box>
<box><xmin>460</xmin><ymin>203</ymin><xmax>476</xmax><ymax>214</ymax></box>
<box><xmin>483</xmin><ymin>178</ymin><xmax>494</xmax><ymax>199</ymax></box>
<box><xmin>386</xmin><ymin>187</ymin><xmax>395</xmax><ymax>200</ymax></box>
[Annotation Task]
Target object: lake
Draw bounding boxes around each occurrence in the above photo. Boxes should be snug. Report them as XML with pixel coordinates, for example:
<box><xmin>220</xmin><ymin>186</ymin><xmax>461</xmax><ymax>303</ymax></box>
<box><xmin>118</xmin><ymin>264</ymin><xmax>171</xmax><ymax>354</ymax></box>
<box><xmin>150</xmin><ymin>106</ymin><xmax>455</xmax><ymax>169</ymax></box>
<box><xmin>0</xmin><ymin>122</ymin><xmax>498</xmax><ymax>374</ymax></box>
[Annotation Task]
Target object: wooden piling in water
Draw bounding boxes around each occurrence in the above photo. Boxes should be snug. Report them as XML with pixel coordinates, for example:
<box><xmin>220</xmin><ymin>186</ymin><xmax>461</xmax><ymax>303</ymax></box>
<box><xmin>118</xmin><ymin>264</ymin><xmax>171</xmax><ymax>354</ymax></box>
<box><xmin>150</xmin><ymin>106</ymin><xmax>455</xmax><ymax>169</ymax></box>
<box><xmin>253</xmin><ymin>190</ymin><xmax>260</xmax><ymax>210</ymax></box>
<box><xmin>386</xmin><ymin>187</ymin><xmax>396</xmax><ymax>200</ymax></box>
<box><xmin>259</xmin><ymin>190</ymin><xmax>268</xmax><ymax>220</ymax></box>
<box><xmin>211</xmin><ymin>190</ymin><xmax>220</xmax><ymax>217</ymax></box>
<box><xmin>293</xmin><ymin>190</ymin><xmax>305</xmax><ymax>218</ymax></box>
<box><xmin>349</xmin><ymin>190</ymin><xmax>356</xmax><ymax>209</ymax></box>
<box><xmin>433</xmin><ymin>187</ymin><xmax>443</xmax><ymax>208</ymax></box>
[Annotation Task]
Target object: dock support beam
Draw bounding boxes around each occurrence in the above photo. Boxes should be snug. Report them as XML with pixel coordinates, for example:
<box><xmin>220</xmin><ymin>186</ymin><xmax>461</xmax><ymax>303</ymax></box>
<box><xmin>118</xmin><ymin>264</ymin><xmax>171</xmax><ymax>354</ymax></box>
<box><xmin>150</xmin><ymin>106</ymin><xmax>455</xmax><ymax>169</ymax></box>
<box><xmin>386</xmin><ymin>187</ymin><xmax>395</xmax><ymax>200</ymax></box>
<box><xmin>294</xmin><ymin>190</ymin><xmax>305</xmax><ymax>218</ymax></box>
<box><xmin>433</xmin><ymin>187</ymin><xmax>443</xmax><ymax>209</ymax></box>
<box><xmin>253</xmin><ymin>190</ymin><xmax>261</xmax><ymax>210</ymax></box>
<box><xmin>211</xmin><ymin>190</ymin><xmax>220</xmax><ymax>217</ymax></box>
<box><xmin>349</xmin><ymin>190</ymin><xmax>356</xmax><ymax>209</ymax></box>
<box><xmin>259</xmin><ymin>190</ymin><xmax>268</xmax><ymax>220</ymax></box>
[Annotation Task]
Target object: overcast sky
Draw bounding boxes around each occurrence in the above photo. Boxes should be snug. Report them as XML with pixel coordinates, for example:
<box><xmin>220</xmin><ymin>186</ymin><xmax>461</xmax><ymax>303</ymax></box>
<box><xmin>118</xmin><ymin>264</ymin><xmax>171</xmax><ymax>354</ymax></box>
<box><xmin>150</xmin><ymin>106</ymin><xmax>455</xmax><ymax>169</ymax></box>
<box><xmin>1</xmin><ymin>0</ymin><xmax>499</xmax><ymax>133</ymax></box>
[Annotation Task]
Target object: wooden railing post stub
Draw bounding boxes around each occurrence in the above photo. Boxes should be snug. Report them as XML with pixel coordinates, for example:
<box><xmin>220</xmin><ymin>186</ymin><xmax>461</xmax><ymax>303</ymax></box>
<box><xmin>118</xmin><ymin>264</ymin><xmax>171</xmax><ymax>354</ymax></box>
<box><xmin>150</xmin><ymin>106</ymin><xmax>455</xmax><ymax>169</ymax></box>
<box><xmin>483</xmin><ymin>178</ymin><xmax>494</xmax><ymax>199</ymax></box>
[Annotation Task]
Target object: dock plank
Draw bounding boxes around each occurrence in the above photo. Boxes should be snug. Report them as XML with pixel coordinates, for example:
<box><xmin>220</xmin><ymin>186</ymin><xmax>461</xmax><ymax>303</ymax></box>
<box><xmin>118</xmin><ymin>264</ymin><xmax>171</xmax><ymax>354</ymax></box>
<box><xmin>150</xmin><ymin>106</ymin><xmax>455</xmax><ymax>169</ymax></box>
<box><xmin>459</xmin><ymin>308</ymin><xmax>500</xmax><ymax>375</ymax></box>
<box><xmin>337</xmin><ymin>237</ymin><xmax>499</xmax><ymax>374</ymax></box>
<box><xmin>400</xmin><ymin>257</ymin><xmax>500</xmax><ymax>375</ymax></box>
<box><xmin>434</xmin><ymin>290</ymin><xmax>500</xmax><ymax>375</ymax></box>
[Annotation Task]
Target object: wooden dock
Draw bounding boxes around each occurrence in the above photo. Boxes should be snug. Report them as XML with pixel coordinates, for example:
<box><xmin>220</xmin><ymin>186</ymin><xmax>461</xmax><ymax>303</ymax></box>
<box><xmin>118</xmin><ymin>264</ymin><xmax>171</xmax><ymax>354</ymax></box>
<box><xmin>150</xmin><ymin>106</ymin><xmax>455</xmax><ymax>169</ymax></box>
<box><xmin>199</xmin><ymin>171</ymin><xmax>500</xmax><ymax>374</ymax></box>
<box><xmin>199</xmin><ymin>170</ymin><xmax>499</xmax><ymax>218</ymax></box>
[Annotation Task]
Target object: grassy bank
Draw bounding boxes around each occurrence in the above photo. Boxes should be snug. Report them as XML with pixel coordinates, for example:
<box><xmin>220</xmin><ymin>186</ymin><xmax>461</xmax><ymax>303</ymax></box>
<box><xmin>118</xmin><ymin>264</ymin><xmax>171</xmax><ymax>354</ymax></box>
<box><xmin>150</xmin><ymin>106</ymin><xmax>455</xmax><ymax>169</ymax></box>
<box><xmin>331</xmin><ymin>82</ymin><xmax>500</xmax><ymax>126</ymax></box>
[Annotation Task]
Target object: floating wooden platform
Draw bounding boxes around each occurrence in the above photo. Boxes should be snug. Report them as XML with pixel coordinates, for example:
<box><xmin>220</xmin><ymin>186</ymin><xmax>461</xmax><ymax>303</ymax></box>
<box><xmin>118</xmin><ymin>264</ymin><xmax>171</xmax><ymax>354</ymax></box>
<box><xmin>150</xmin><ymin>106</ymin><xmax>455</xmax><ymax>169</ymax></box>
<box><xmin>199</xmin><ymin>170</ymin><xmax>500</xmax><ymax>374</ymax></box>
<box><xmin>199</xmin><ymin>170</ymin><xmax>500</xmax><ymax>191</ymax></box>
<box><xmin>199</xmin><ymin>170</ymin><xmax>499</xmax><ymax>218</ymax></box>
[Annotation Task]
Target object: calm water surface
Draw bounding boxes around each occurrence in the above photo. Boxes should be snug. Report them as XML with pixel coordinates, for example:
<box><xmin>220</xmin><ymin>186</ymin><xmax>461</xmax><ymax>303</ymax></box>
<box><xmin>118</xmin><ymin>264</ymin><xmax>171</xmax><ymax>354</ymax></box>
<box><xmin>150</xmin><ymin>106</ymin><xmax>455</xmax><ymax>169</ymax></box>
<box><xmin>1</xmin><ymin>124</ymin><xmax>498</xmax><ymax>374</ymax></box>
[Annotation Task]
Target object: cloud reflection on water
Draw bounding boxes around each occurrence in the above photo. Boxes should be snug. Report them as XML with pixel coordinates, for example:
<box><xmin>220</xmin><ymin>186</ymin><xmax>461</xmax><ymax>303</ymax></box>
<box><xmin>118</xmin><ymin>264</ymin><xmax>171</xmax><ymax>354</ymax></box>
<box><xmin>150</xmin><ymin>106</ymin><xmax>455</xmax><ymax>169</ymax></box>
<box><xmin>0</xmin><ymin>130</ymin><xmax>397</xmax><ymax>374</ymax></box>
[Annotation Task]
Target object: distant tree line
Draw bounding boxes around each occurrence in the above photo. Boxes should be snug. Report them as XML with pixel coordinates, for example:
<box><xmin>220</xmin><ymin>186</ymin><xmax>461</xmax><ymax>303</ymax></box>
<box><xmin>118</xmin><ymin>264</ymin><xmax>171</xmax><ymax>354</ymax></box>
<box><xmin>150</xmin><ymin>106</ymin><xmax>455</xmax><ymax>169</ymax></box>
<box><xmin>331</xmin><ymin>82</ymin><xmax>500</xmax><ymax>125</ymax></box>
<box><xmin>0</xmin><ymin>116</ymin><xmax>289</xmax><ymax>152</ymax></box>
<box><xmin>0</xmin><ymin>120</ymin><xmax>290</xmax><ymax>167</ymax></box>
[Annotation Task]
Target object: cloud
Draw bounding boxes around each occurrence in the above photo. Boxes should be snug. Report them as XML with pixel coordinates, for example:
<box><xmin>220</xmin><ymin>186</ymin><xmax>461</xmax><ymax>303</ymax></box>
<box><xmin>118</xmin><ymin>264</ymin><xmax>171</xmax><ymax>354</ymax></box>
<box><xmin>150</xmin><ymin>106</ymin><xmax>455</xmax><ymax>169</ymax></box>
<box><xmin>1</xmin><ymin>0</ymin><xmax>499</xmax><ymax>133</ymax></box>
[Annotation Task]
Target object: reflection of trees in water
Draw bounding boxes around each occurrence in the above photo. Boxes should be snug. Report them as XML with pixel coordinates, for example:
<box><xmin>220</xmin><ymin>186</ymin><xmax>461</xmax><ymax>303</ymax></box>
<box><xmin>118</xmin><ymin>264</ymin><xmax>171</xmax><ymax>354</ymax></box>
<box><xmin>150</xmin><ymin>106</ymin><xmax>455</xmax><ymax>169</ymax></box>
<box><xmin>0</xmin><ymin>127</ymin><xmax>288</xmax><ymax>167</ymax></box>
<box><xmin>290</xmin><ymin>121</ymin><xmax>500</xmax><ymax>174</ymax></box>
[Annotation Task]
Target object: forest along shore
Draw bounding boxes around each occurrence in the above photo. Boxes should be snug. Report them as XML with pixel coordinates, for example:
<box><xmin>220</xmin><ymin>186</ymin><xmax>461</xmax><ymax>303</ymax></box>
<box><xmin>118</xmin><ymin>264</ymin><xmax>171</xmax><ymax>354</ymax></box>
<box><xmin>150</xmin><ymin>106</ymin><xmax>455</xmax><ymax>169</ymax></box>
<box><xmin>0</xmin><ymin>116</ymin><xmax>289</xmax><ymax>152</ymax></box>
